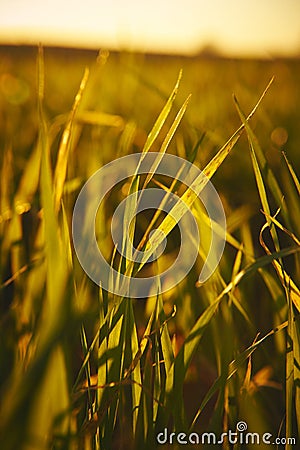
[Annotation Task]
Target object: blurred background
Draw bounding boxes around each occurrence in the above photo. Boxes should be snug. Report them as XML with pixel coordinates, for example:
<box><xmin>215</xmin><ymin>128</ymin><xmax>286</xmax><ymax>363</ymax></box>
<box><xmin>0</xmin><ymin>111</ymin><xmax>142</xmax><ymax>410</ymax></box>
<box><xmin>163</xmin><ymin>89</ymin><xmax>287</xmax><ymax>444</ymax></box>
<box><xmin>0</xmin><ymin>0</ymin><xmax>300</xmax><ymax>57</ymax></box>
<box><xmin>1</xmin><ymin>2</ymin><xmax>300</xmax><ymax>449</ymax></box>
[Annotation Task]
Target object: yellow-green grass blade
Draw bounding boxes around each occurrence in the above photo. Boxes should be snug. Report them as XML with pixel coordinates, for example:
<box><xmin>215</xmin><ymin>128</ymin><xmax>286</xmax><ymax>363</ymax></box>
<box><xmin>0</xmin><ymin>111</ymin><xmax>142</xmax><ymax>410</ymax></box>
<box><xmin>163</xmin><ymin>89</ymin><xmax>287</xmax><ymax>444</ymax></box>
<box><xmin>293</xmin><ymin>315</ymin><xmax>300</xmax><ymax>435</ymax></box>
<box><xmin>119</xmin><ymin>70</ymin><xmax>183</xmax><ymax>220</ymax></box>
<box><xmin>120</xmin><ymin>104</ymin><xmax>191</xmax><ymax>290</ymax></box>
<box><xmin>118</xmin><ymin>76</ymin><xmax>190</xmax><ymax>290</ymax></box>
<box><xmin>262</xmin><ymin>210</ymin><xmax>300</xmax><ymax>246</ymax></box>
<box><xmin>281</xmin><ymin>153</ymin><xmax>300</xmax><ymax>276</ymax></box>
<box><xmin>142</xmin><ymin>94</ymin><xmax>191</xmax><ymax>189</ymax></box>
<box><xmin>124</xmin><ymin>296</ymin><xmax>166</xmax><ymax>375</ymax></box>
<box><xmin>120</xmin><ymin>71</ymin><xmax>183</xmax><ymax>248</ymax></box>
<box><xmin>95</xmin><ymin>76</ymin><xmax>182</xmax><ymax>297</ymax></box>
<box><xmin>190</xmin><ymin>206</ymin><xmax>251</xmax><ymax>323</ymax></box>
<box><xmin>282</xmin><ymin>151</ymin><xmax>300</xmax><ymax>196</ymax></box>
<box><xmin>166</xmin><ymin>297</ymin><xmax>222</xmax><ymax>429</ymax></box>
<box><xmin>127</xmin><ymin>291</ymin><xmax>174</xmax><ymax>439</ymax></box>
<box><xmin>137</xmin><ymin>338</ymin><xmax>154</xmax><ymax>443</ymax></box>
<box><xmin>76</xmin><ymin>110</ymin><xmax>124</xmax><ymax>128</ymax></box>
<box><xmin>108</xmin><ymin>295</ymin><xmax>143</xmax><ymax>436</ymax></box>
<box><xmin>0</xmin><ymin>45</ymin><xmax>70</xmax><ymax>450</ymax></box>
<box><xmin>203</xmin><ymin>77</ymin><xmax>274</xmax><ymax>179</ymax></box>
<box><xmin>54</xmin><ymin>67</ymin><xmax>89</xmax><ymax>213</ymax></box>
<box><xmin>261</xmin><ymin>224</ymin><xmax>300</xmax><ymax>431</ymax></box>
<box><xmin>234</xmin><ymin>95</ymin><xmax>300</xmax><ymax>314</ymax></box>
<box><xmin>132</xmin><ymin>164</ymin><xmax>185</xmax><ymax>260</ymax></box>
<box><xmin>122</xmin><ymin>175</ymin><xmax>140</xmax><ymax>269</ymax></box>
<box><xmin>73</xmin><ymin>319</ymin><xmax>102</xmax><ymax>394</ymax></box>
<box><xmin>124</xmin><ymin>293</ymin><xmax>175</xmax><ymax>380</ymax></box>
<box><xmin>96</xmin><ymin>288</ymin><xmax>129</xmax><ymax>443</ymax></box>
<box><xmin>285</xmin><ymin>279</ymin><xmax>294</xmax><ymax>448</ymax></box>
<box><xmin>96</xmin><ymin>296</ymin><xmax>129</xmax><ymax>445</ymax></box>
<box><xmin>38</xmin><ymin>51</ymin><xmax>68</xmax><ymax>319</ymax></box>
<box><xmin>152</xmin><ymin>281</ymin><xmax>165</xmax><ymax>423</ymax></box>
<box><xmin>153</xmin><ymin>291</ymin><xmax>176</xmax><ymax>426</ymax></box>
<box><xmin>160</xmin><ymin>305</ymin><xmax>175</xmax><ymax>373</ymax></box>
<box><xmin>113</xmin><ymin>300</ymin><xmax>139</xmax><ymax>437</ymax></box>
<box><xmin>0</xmin><ymin>146</ymin><xmax>13</xmax><ymax>221</ymax></box>
<box><xmin>233</xmin><ymin>90</ymin><xmax>291</xmax><ymax>229</ymax></box>
<box><xmin>229</xmin><ymin>218</ymin><xmax>292</xmax><ymax>332</ymax></box>
<box><xmin>124</xmin><ymin>304</ymin><xmax>156</xmax><ymax>447</ymax></box>
<box><xmin>231</xmin><ymin>244</ymin><xmax>244</xmax><ymax>289</ymax></box>
<box><xmin>234</xmin><ymin>95</ymin><xmax>276</xmax><ymax>230</ymax></box>
<box><xmin>262</xmin><ymin>209</ymin><xmax>300</xmax><ymax>295</ymax></box>
<box><xmin>15</xmin><ymin>144</ymin><xmax>41</xmax><ymax>210</ymax></box>
<box><xmin>190</xmin><ymin>320</ymin><xmax>289</xmax><ymax>429</ymax></box>
<box><xmin>60</xmin><ymin>201</ymin><xmax>74</xmax><ymax>269</ymax></box>
<box><xmin>80</xmin><ymin>324</ymin><xmax>94</xmax><ymax>414</ymax></box>
<box><xmin>141</xmin><ymin>69</ymin><xmax>182</xmax><ymax>155</ymax></box>
<box><xmin>260</xmin><ymin>222</ymin><xmax>300</xmax><ymax>312</ymax></box>
<box><xmin>227</xmin><ymin>244</ymin><xmax>252</xmax><ymax>323</ymax></box>
<box><xmin>96</xmin><ymin>284</ymin><xmax>108</xmax><ymax>419</ymax></box>
<box><xmin>139</xmin><ymin>81</ymin><xmax>273</xmax><ymax>271</ymax></box>
<box><xmin>0</xmin><ymin>148</ymin><xmax>26</xmax><ymax>293</ymax></box>
<box><xmin>34</xmin><ymin>45</ymin><xmax>70</xmax><ymax>442</ymax></box>
<box><xmin>165</xmin><ymin>244</ymin><xmax>299</xmax><ymax>408</ymax></box>
<box><xmin>127</xmin><ymin>300</ymin><xmax>142</xmax><ymax>434</ymax></box>
<box><xmin>280</xmin><ymin>250</ymin><xmax>300</xmax><ymax>445</ymax></box>
<box><xmin>113</xmin><ymin>74</ymin><xmax>184</xmax><ymax>291</ymax></box>
<box><xmin>216</xmin><ymin>245</ymin><xmax>299</xmax><ymax>304</ymax></box>
<box><xmin>27</xmin><ymin>346</ymin><xmax>70</xmax><ymax>446</ymax></box>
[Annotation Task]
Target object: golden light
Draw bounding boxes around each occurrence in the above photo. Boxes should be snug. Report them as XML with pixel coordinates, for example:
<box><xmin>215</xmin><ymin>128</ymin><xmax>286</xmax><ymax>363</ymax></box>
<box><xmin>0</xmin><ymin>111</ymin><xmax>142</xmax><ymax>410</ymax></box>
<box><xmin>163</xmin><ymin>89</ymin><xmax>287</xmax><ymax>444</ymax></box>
<box><xmin>0</xmin><ymin>0</ymin><xmax>299</xmax><ymax>56</ymax></box>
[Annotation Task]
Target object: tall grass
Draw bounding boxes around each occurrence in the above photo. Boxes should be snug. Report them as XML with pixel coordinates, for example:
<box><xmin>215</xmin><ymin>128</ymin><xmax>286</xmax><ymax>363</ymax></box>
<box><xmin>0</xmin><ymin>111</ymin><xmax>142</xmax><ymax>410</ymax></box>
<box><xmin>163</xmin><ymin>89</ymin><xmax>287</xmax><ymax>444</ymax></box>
<box><xmin>0</xmin><ymin>47</ymin><xmax>299</xmax><ymax>449</ymax></box>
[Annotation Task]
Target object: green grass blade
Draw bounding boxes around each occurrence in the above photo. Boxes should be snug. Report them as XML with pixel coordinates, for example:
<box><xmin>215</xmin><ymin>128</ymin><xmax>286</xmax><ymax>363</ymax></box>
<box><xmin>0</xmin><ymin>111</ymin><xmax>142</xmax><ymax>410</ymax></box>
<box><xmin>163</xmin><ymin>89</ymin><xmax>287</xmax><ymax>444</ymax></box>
<box><xmin>139</xmin><ymin>82</ymin><xmax>273</xmax><ymax>270</ymax></box>
<box><xmin>76</xmin><ymin>110</ymin><xmax>124</xmax><ymax>127</ymax></box>
<box><xmin>203</xmin><ymin>77</ymin><xmax>273</xmax><ymax>179</ymax></box>
<box><xmin>165</xmin><ymin>244</ymin><xmax>299</xmax><ymax>410</ymax></box>
<box><xmin>122</xmin><ymin>176</ymin><xmax>140</xmax><ymax>269</ymax></box>
<box><xmin>141</xmin><ymin>69</ymin><xmax>182</xmax><ymax>155</ymax></box>
<box><xmin>35</xmin><ymin>45</ymin><xmax>70</xmax><ymax>443</ymax></box>
<box><xmin>54</xmin><ymin>68</ymin><xmax>89</xmax><ymax>213</ymax></box>
<box><xmin>293</xmin><ymin>317</ymin><xmax>300</xmax><ymax>435</ymax></box>
<box><xmin>0</xmin><ymin>45</ymin><xmax>70</xmax><ymax>450</ymax></box>
<box><xmin>15</xmin><ymin>144</ymin><xmax>41</xmax><ymax>210</ymax></box>
<box><xmin>190</xmin><ymin>320</ymin><xmax>288</xmax><ymax>429</ymax></box>
<box><xmin>282</xmin><ymin>151</ymin><xmax>300</xmax><ymax>196</ymax></box>
<box><xmin>142</xmin><ymin>94</ymin><xmax>191</xmax><ymax>189</ymax></box>
<box><xmin>285</xmin><ymin>279</ymin><xmax>294</xmax><ymax>448</ymax></box>
<box><xmin>233</xmin><ymin>90</ymin><xmax>291</xmax><ymax>228</ymax></box>
<box><xmin>127</xmin><ymin>301</ymin><xmax>143</xmax><ymax>434</ymax></box>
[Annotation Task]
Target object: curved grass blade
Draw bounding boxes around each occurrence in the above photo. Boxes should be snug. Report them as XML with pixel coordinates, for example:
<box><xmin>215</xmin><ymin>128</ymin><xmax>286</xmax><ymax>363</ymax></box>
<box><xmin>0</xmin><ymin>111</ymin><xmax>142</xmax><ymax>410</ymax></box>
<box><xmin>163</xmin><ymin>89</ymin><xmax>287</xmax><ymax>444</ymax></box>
<box><xmin>190</xmin><ymin>320</ymin><xmax>288</xmax><ymax>429</ymax></box>
<box><xmin>165</xmin><ymin>244</ymin><xmax>299</xmax><ymax>417</ymax></box>
<box><xmin>233</xmin><ymin>89</ymin><xmax>291</xmax><ymax>228</ymax></box>
<box><xmin>138</xmin><ymin>80</ymin><xmax>274</xmax><ymax>271</ymax></box>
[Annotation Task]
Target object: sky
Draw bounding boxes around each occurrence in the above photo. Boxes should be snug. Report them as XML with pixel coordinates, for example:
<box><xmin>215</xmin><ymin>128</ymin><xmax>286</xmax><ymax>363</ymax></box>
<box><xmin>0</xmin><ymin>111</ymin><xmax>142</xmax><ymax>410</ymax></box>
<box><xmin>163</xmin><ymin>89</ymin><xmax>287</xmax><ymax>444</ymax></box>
<box><xmin>0</xmin><ymin>0</ymin><xmax>300</xmax><ymax>57</ymax></box>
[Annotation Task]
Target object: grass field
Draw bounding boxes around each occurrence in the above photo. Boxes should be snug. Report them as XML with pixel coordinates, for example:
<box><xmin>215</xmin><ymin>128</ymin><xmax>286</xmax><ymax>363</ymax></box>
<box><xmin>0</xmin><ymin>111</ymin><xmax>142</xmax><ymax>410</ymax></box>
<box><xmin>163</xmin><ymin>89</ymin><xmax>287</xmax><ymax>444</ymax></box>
<box><xmin>0</xmin><ymin>45</ymin><xmax>300</xmax><ymax>449</ymax></box>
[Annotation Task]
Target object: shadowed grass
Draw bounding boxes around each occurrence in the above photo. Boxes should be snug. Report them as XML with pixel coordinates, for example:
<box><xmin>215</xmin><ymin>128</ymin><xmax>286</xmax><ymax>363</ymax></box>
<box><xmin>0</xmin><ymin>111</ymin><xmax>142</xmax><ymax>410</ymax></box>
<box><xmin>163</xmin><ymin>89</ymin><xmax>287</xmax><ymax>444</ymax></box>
<box><xmin>0</xmin><ymin>47</ymin><xmax>299</xmax><ymax>449</ymax></box>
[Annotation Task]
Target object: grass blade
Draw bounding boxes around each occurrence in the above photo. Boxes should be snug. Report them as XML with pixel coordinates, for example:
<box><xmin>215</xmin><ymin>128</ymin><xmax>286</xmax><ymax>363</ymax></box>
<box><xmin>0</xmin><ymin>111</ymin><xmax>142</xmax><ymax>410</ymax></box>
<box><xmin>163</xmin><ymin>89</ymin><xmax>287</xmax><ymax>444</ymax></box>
<box><xmin>54</xmin><ymin>68</ymin><xmax>89</xmax><ymax>213</ymax></box>
<box><xmin>141</xmin><ymin>70</ymin><xmax>182</xmax><ymax>155</ymax></box>
<box><xmin>139</xmin><ymin>81</ymin><xmax>274</xmax><ymax>270</ymax></box>
<box><xmin>191</xmin><ymin>320</ymin><xmax>288</xmax><ymax>429</ymax></box>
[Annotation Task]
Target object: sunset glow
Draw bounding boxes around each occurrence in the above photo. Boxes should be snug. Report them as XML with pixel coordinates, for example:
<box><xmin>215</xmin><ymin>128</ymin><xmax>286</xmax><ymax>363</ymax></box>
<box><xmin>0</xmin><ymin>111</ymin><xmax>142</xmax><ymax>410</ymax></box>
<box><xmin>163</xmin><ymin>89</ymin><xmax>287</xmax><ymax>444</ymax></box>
<box><xmin>0</xmin><ymin>0</ymin><xmax>300</xmax><ymax>56</ymax></box>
